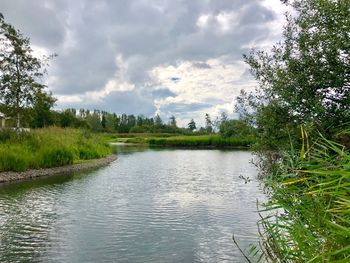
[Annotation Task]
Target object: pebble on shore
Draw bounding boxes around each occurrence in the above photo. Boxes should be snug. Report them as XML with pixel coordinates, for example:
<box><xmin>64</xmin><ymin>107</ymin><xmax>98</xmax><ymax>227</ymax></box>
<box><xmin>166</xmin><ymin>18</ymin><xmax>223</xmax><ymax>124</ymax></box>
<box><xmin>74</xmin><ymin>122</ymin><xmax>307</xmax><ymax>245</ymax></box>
<box><xmin>0</xmin><ymin>155</ymin><xmax>117</xmax><ymax>184</ymax></box>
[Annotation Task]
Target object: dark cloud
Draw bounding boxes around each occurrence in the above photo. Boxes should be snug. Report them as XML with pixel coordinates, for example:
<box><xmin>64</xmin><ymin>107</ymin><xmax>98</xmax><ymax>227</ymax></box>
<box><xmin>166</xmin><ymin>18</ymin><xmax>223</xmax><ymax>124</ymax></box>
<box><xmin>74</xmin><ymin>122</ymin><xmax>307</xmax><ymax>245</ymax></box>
<box><xmin>193</xmin><ymin>62</ymin><xmax>211</xmax><ymax>69</ymax></box>
<box><xmin>162</xmin><ymin>102</ymin><xmax>212</xmax><ymax>114</ymax></box>
<box><xmin>152</xmin><ymin>88</ymin><xmax>176</xmax><ymax>98</ymax></box>
<box><xmin>56</xmin><ymin>89</ymin><xmax>157</xmax><ymax>116</ymax></box>
<box><xmin>103</xmin><ymin>90</ymin><xmax>157</xmax><ymax>116</ymax></box>
<box><xmin>0</xmin><ymin>0</ymin><xmax>67</xmax><ymax>48</ymax></box>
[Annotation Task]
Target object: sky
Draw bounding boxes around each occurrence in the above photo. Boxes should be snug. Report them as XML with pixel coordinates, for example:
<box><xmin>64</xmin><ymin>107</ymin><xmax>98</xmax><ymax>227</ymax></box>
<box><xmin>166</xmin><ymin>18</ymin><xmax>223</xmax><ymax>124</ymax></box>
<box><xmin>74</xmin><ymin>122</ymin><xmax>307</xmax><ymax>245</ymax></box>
<box><xmin>1</xmin><ymin>0</ymin><xmax>289</xmax><ymax>127</ymax></box>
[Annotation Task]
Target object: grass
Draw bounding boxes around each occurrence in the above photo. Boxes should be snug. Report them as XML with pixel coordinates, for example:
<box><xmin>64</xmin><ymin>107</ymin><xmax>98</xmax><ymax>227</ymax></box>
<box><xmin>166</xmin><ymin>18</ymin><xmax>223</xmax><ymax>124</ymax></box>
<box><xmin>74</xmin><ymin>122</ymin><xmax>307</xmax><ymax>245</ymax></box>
<box><xmin>250</xmin><ymin>130</ymin><xmax>350</xmax><ymax>262</ymax></box>
<box><xmin>148</xmin><ymin>135</ymin><xmax>254</xmax><ymax>148</ymax></box>
<box><xmin>0</xmin><ymin>127</ymin><xmax>112</xmax><ymax>172</ymax></box>
<box><xmin>107</xmin><ymin>134</ymin><xmax>255</xmax><ymax>148</ymax></box>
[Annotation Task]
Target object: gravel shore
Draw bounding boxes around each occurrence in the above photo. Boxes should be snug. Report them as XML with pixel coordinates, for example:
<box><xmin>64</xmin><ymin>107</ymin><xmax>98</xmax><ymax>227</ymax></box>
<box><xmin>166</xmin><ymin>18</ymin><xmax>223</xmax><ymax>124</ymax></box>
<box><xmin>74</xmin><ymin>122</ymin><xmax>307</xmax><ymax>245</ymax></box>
<box><xmin>0</xmin><ymin>155</ymin><xmax>117</xmax><ymax>184</ymax></box>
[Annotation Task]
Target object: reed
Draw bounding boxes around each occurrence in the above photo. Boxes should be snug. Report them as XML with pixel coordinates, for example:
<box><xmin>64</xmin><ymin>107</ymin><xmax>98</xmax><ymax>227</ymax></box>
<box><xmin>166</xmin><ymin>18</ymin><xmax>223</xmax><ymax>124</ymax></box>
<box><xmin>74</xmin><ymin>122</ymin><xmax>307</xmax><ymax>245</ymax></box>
<box><xmin>251</xmin><ymin>130</ymin><xmax>350</xmax><ymax>262</ymax></box>
<box><xmin>148</xmin><ymin>135</ymin><xmax>255</xmax><ymax>148</ymax></box>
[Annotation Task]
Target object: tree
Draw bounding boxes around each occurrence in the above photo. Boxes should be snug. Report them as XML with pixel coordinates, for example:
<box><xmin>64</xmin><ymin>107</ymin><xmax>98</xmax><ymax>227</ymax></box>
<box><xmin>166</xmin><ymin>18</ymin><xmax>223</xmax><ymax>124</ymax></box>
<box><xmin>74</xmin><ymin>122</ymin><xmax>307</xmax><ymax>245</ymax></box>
<box><xmin>30</xmin><ymin>90</ymin><xmax>56</xmax><ymax>128</ymax></box>
<box><xmin>220</xmin><ymin>111</ymin><xmax>228</xmax><ymax>123</ymax></box>
<box><xmin>101</xmin><ymin>111</ymin><xmax>107</xmax><ymax>129</ymax></box>
<box><xmin>244</xmin><ymin>0</ymin><xmax>350</xmax><ymax>138</ymax></box>
<box><xmin>59</xmin><ymin>109</ymin><xmax>76</xmax><ymax>128</ymax></box>
<box><xmin>187</xmin><ymin>119</ymin><xmax>196</xmax><ymax>131</ymax></box>
<box><xmin>105</xmin><ymin>113</ymin><xmax>117</xmax><ymax>132</ymax></box>
<box><xmin>0</xmin><ymin>15</ymin><xmax>55</xmax><ymax>128</ymax></box>
<box><xmin>205</xmin><ymin>113</ymin><xmax>212</xmax><ymax>133</ymax></box>
<box><xmin>211</xmin><ymin>116</ymin><xmax>220</xmax><ymax>133</ymax></box>
<box><xmin>154</xmin><ymin>114</ymin><xmax>162</xmax><ymax>126</ymax></box>
<box><xmin>169</xmin><ymin>115</ymin><xmax>177</xmax><ymax>127</ymax></box>
<box><xmin>235</xmin><ymin>90</ymin><xmax>257</xmax><ymax>127</ymax></box>
<box><xmin>86</xmin><ymin>111</ymin><xmax>102</xmax><ymax>131</ymax></box>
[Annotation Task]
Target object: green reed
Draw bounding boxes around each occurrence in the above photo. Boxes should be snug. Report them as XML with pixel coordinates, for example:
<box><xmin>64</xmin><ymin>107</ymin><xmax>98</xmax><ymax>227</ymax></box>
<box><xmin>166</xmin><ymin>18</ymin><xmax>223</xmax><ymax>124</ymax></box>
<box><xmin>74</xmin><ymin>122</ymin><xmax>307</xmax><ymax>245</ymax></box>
<box><xmin>147</xmin><ymin>135</ymin><xmax>255</xmax><ymax>148</ymax></box>
<box><xmin>250</xmin><ymin>130</ymin><xmax>350</xmax><ymax>262</ymax></box>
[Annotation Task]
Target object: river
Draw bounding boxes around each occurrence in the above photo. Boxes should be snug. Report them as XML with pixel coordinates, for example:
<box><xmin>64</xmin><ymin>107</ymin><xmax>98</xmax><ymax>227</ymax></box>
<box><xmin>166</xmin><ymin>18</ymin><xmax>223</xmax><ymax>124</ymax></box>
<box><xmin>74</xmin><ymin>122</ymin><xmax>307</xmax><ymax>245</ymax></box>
<box><xmin>0</xmin><ymin>144</ymin><xmax>265</xmax><ymax>262</ymax></box>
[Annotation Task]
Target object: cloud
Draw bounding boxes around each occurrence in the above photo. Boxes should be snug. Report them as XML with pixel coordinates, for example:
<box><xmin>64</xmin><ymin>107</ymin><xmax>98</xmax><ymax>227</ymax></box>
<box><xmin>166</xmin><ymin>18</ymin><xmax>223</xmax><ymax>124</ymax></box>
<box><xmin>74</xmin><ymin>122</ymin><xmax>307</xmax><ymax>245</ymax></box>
<box><xmin>1</xmin><ymin>0</ymin><xmax>286</xmax><ymax>126</ymax></box>
<box><xmin>152</xmin><ymin>88</ymin><xmax>177</xmax><ymax>98</ymax></box>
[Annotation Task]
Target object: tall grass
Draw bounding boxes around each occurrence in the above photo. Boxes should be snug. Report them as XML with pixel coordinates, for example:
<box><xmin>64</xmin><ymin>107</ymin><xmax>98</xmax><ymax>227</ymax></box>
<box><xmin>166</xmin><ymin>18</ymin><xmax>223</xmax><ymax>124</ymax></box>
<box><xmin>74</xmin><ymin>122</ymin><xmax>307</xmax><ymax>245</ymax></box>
<box><xmin>0</xmin><ymin>127</ymin><xmax>111</xmax><ymax>172</ymax></box>
<box><xmin>251</xmin><ymin>130</ymin><xmax>350</xmax><ymax>262</ymax></box>
<box><xmin>148</xmin><ymin>135</ymin><xmax>255</xmax><ymax>148</ymax></box>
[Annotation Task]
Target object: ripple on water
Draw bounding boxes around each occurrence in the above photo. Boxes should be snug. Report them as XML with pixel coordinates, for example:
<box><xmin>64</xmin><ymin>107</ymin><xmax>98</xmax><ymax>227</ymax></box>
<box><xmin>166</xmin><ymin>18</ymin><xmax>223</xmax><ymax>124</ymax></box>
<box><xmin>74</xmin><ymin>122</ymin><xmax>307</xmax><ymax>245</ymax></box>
<box><xmin>0</xmin><ymin>149</ymin><xmax>265</xmax><ymax>263</ymax></box>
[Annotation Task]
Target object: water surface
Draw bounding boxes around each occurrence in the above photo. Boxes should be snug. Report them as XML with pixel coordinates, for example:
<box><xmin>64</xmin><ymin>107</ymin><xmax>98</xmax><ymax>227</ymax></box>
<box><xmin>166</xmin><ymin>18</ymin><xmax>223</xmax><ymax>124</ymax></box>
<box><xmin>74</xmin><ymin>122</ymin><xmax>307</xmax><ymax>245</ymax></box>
<box><xmin>0</xmin><ymin>145</ymin><xmax>265</xmax><ymax>262</ymax></box>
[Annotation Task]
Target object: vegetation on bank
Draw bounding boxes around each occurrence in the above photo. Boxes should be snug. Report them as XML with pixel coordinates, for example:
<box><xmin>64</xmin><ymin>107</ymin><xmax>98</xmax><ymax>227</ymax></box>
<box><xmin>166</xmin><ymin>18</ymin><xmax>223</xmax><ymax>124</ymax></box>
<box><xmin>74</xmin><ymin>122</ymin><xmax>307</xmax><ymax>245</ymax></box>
<box><xmin>0</xmin><ymin>128</ymin><xmax>111</xmax><ymax>172</ymax></box>
<box><xmin>107</xmin><ymin>134</ymin><xmax>255</xmax><ymax>148</ymax></box>
<box><xmin>240</xmin><ymin>0</ymin><xmax>350</xmax><ymax>262</ymax></box>
<box><xmin>250</xmin><ymin>131</ymin><xmax>350</xmax><ymax>262</ymax></box>
<box><xmin>148</xmin><ymin>135</ymin><xmax>254</xmax><ymax>148</ymax></box>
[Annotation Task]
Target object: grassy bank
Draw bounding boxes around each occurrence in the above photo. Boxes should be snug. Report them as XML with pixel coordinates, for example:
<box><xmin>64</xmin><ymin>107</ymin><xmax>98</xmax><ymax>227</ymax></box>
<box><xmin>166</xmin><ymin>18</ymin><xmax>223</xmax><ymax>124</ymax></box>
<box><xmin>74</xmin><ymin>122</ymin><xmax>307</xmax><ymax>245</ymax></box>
<box><xmin>252</xmin><ymin>134</ymin><xmax>350</xmax><ymax>262</ymax></box>
<box><xmin>0</xmin><ymin>127</ymin><xmax>111</xmax><ymax>172</ymax></box>
<box><xmin>148</xmin><ymin>135</ymin><xmax>254</xmax><ymax>148</ymax></box>
<box><xmin>108</xmin><ymin>134</ymin><xmax>255</xmax><ymax>148</ymax></box>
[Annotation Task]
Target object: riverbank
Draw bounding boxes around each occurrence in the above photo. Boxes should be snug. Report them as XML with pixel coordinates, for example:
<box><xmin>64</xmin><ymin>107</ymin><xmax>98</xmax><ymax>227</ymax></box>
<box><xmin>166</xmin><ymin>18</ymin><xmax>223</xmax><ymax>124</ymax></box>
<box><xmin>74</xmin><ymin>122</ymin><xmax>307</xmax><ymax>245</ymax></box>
<box><xmin>0</xmin><ymin>127</ymin><xmax>112</xmax><ymax>172</ymax></box>
<box><xmin>107</xmin><ymin>134</ymin><xmax>255</xmax><ymax>148</ymax></box>
<box><xmin>0</xmin><ymin>155</ymin><xmax>117</xmax><ymax>184</ymax></box>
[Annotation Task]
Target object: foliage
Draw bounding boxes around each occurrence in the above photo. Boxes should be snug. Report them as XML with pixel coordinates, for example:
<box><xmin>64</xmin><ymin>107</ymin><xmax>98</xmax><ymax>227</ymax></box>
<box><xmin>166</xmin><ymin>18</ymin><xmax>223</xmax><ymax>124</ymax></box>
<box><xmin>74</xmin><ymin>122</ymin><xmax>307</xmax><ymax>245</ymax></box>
<box><xmin>30</xmin><ymin>90</ymin><xmax>56</xmax><ymax>128</ymax></box>
<box><xmin>241</xmin><ymin>1</ymin><xmax>350</xmax><ymax>261</ymax></box>
<box><xmin>147</xmin><ymin>135</ymin><xmax>255</xmax><ymax>148</ymax></box>
<box><xmin>187</xmin><ymin>119</ymin><xmax>196</xmax><ymax>131</ymax></box>
<box><xmin>0</xmin><ymin>15</ymin><xmax>55</xmax><ymax>128</ymax></box>
<box><xmin>244</xmin><ymin>0</ymin><xmax>350</xmax><ymax>149</ymax></box>
<box><xmin>154</xmin><ymin>114</ymin><xmax>162</xmax><ymax>126</ymax></box>
<box><xmin>169</xmin><ymin>115</ymin><xmax>177</xmax><ymax>127</ymax></box>
<box><xmin>205</xmin><ymin>113</ymin><xmax>213</xmax><ymax>133</ymax></box>
<box><xmin>0</xmin><ymin>128</ymin><xmax>111</xmax><ymax>172</ymax></box>
<box><xmin>219</xmin><ymin>119</ymin><xmax>256</xmax><ymax>138</ymax></box>
<box><xmin>251</xmin><ymin>131</ymin><xmax>350</xmax><ymax>262</ymax></box>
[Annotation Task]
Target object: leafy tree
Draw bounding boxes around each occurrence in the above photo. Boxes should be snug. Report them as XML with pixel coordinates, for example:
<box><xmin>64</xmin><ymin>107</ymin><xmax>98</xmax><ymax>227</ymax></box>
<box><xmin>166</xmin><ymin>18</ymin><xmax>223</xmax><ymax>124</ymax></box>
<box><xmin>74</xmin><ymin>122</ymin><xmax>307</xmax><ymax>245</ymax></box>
<box><xmin>59</xmin><ymin>109</ymin><xmax>76</xmax><ymax>128</ymax></box>
<box><xmin>211</xmin><ymin>116</ymin><xmax>220</xmax><ymax>133</ymax></box>
<box><xmin>154</xmin><ymin>114</ymin><xmax>162</xmax><ymax>126</ymax></box>
<box><xmin>0</xmin><ymin>15</ymin><xmax>55</xmax><ymax>128</ymax></box>
<box><xmin>30</xmin><ymin>90</ymin><xmax>56</xmax><ymax>128</ymax></box>
<box><xmin>169</xmin><ymin>115</ymin><xmax>177</xmax><ymax>127</ymax></box>
<box><xmin>187</xmin><ymin>119</ymin><xmax>196</xmax><ymax>131</ymax></box>
<box><xmin>136</xmin><ymin>115</ymin><xmax>145</xmax><ymax>126</ymax></box>
<box><xmin>101</xmin><ymin>111</ymin><xmax>107</xmax><ymax>129</ymax></box>
<box><xmin>127</xmin><ymin>114</ymin><xmax>136</xmax><ymax>129</ymax></box>
<box><xmin>86</xmin><ymin>111</ymin><xmax>102</xmax><ymax>132</ymax></box>
<box><xmin>105</xmin><ymin>113</ymin><xmax>117</xmax><ymax>132</ymax></box>
<box><xmin>205</xmin><ymin>113</ymin><xmax>212</xmax><ymax>133</ymax></box>
<box><xmin>220</xmin><ymin>111</ymin><xmax>228</xmax><ymax>123</ymax></box>
<box><xmin>118</xmin><ymin>114</ymin><xmax>128</xmax><ymax>133</ymax></box>
<box><xmin>235</xmin><ymin>90</ymin><xmax>258</xmax><ymax>127</ymax></box>
<box><xmin>244</xmin><ymin>0</ymin><xmax>350</xmax><ymax>139</ymax></box>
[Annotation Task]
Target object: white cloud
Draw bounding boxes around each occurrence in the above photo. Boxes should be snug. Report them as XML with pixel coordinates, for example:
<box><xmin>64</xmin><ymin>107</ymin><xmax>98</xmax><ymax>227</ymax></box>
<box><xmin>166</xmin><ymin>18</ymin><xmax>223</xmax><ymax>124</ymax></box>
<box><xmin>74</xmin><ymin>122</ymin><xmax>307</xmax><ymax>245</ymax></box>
<box><xmin>196</xmin><ymin>14</ymin><xmax>210</xmax><ymax>29</ymax></box>
<box><xmin>196</xmin><ymin>11</ymin><xmax>239</xmax><ymax>33</ymax></box>
<box><xmin>150</xmin><ymin>59</ymin><xmax>256</xmax><ymax>126</ymax></box>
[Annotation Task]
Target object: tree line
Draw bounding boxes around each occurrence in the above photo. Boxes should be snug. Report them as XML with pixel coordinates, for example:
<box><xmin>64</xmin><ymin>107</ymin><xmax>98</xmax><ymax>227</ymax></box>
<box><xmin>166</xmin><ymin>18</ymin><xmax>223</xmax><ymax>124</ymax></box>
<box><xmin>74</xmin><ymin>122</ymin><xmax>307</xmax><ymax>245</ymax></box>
<box><xmin>20</xmin><ymin>105</ymin><xmax>253</xmax><ymax>137</ymax></box>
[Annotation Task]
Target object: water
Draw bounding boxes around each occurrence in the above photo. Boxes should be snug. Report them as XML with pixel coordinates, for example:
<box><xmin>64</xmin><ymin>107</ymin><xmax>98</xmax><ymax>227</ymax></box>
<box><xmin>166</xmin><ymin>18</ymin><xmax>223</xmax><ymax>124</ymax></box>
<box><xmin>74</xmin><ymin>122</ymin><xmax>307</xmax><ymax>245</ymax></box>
<box><xmin>0</xmin><ymin>145</ymin><xmax>265</xmax><ymax>262</ymax></box>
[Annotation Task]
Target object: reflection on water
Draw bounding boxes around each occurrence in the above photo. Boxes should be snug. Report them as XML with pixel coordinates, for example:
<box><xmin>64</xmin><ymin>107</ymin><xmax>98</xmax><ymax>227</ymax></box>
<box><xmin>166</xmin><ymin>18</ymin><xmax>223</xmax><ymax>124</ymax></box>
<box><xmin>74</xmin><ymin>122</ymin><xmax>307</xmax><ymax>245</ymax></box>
<box><xmin>0</xmin><ymin>145</ymin><xmax>265</xmax><ymax>262</ymax></box>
